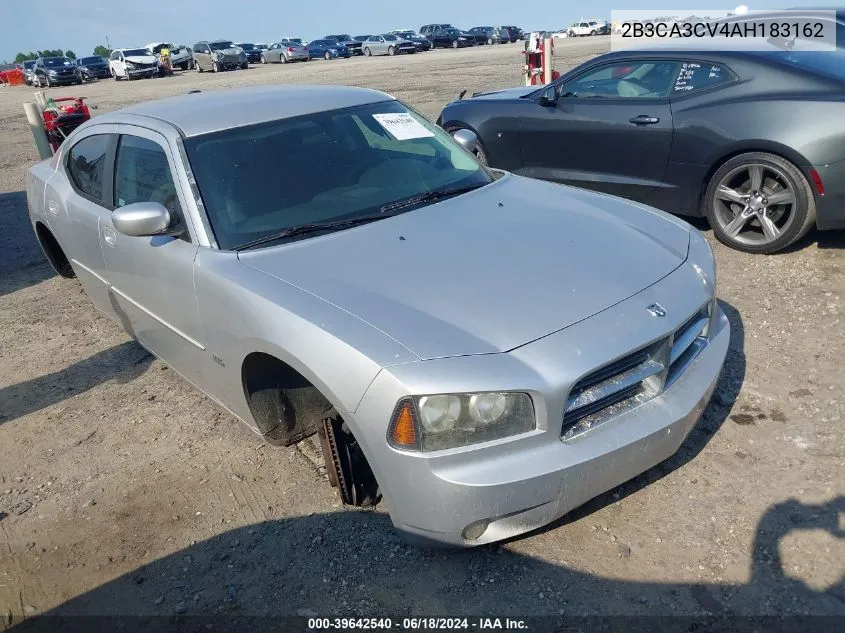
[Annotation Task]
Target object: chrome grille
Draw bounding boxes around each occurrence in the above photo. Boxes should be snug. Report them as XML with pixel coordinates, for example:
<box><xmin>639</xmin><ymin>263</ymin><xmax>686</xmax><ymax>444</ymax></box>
<box><xmin>561</xmin><ymin>301</ymin><xmax>712</xmax><ymax>441</ymax></box>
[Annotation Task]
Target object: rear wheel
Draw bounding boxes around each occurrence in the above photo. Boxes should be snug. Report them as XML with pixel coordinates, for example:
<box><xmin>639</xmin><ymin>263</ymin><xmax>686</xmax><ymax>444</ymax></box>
<box><xmin>241</xmin><ymin>61</ymin><xmax>249</xmax><ymax>69</ymax></box>
<box><xmin>260</xmin><ymin>53</ymin><xmax>267</xmax><ymax>64</ymax></box>
<box><xmin>324</xmin><ymin>51</ymin><xmax>331</xmax><ymax>60</ymax></box>
<box><xmin>487</xmin><ymin>37</ymin><xmax>493</xmax><ymax>45</ymax></box>
<box><xmin>364</xmin><ymin>47</ymin><xmax>371</xmax><ymax>56</ymax></box>
<box><xmin>281</xmin><ymin>54</ymin><xmax>288</xmax><ymax>63</ymax></box>
<box><xmin>452</xmin><ymin>40</ymin><xmax>459</xmax><ymax>48</ymax></box>
<box><xmin>704</xmin><ymin>152</ymin><xmax>816</xmax><ymax>254</ymax></box>
<box><xmin>196</xmin><ymin>59</ymin><xmax>203</xmax><ymax>72</ymax></box>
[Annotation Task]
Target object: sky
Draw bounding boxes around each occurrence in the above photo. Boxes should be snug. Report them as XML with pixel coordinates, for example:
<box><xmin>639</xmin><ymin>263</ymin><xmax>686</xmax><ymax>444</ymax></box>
<box><xmin>2</xmin><ymin>0</ymin><xmax>824</xmax><ymax>61</ymax></box>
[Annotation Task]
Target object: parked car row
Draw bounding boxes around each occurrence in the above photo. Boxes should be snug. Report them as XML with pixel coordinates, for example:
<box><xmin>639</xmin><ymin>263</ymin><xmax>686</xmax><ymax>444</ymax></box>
<box><xmin>21</xmin><ymin>24</ymin><xmax>527</xmax><ymax>90</ymax></box>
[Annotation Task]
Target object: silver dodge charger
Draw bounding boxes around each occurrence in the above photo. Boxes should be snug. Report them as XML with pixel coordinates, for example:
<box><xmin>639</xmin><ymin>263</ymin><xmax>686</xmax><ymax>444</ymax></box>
<box><xmin>25</xmin><ymin>85</ymin><xmax>729</xmax><ymax>546</ymax></box>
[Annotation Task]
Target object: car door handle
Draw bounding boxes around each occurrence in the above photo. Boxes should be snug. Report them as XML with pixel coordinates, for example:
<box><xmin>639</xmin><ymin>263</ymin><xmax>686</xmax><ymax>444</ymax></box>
<box><xmin>629</xmin><ymin>115</ymin><xmax>660</xmax><ymax>125</ymax></box>
<box><xmin>102</xmin><ymin>227</ymin><xmax>116</xmax><ymax>247</ymax></box>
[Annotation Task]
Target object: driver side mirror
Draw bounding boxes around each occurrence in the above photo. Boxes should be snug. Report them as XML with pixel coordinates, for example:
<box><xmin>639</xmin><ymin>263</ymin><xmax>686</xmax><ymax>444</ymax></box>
<box><xmin>451</xmin><ymin>128</ymin><xmax>478</xmax><ymax>154</ymax></box>
<box><xmin>112</xmin><ymin>202</ymin><xmax>182</xmax><ymax>238</ymax></box>
<box><xmin>538</xmin><ymin>85</ymin><xmax>558</xmax><ymax>107</ymax></box>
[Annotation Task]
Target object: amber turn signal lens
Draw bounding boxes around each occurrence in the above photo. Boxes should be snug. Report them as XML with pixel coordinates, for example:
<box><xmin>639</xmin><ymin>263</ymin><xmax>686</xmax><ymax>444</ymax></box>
<box><xmin>389</xmin><ymin>399</ymin><xmax>419</xmax><ymax>450</ymax></box>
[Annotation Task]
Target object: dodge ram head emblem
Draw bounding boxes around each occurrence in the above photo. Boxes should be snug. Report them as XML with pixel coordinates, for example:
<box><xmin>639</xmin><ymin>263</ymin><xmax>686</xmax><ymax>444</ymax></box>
<box><xmin>647</xmin><ymin>303</ymin><xmax>667</xmax><ymax>317</ymax></box>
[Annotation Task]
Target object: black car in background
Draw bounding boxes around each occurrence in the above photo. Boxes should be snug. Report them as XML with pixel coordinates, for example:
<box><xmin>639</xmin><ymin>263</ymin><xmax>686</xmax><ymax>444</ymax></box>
<box><xmin>438</xmin><ymin>45</ymin><xmax>845</xmax><ymax>253</ymax></box>
<box><xmin>468</xmin><ymin>27</ymin><xmax>506</xmax><ymax>44</ymax></box>
<box><xmin>75</xmin><ymin>56</ymin><xmax>110</xmax><ymax>80</ymax></box>
<box><xmin>501</xmin><ymin>25</ymin><xmax>525</xmax><ymax>41</ymax></box>
<box><xmin>323</xmin><ymin>34</ymin><xmax>363</xmax><ymax>55</ymax></box>
<box><xmin>32</xmin><ymin>56</ymin><xmax>82</xmax><ymax>87</ymax></box>
<box><xmin>236</xmin><ymin>43</ymin><xmax>264</xmax><ymax>63</ymax></box>
<box><xmin>390</xmin><ymin>30</ymin><xmax>433</xmax><ymax>51</ymax></box>
<box><xmin>354</xmin><ymin>35</ymin><xmax>374</xmax><ymax>42</ymax></box>
<box><xmin>422</xmin><ymin>25</ymin><xmax>472</xmax><ymax>48</ymax></box>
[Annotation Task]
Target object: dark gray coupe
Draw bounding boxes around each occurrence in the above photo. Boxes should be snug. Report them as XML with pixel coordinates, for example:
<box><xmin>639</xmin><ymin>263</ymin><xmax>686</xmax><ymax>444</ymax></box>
<box><xmin>438</xmin><ymin>42</ymin><xmax>845</xmax><ymax>253</ymax></box>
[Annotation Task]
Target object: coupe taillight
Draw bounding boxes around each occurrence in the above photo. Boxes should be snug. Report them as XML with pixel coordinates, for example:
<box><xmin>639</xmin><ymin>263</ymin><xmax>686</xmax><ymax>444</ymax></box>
<box><xmin>288</xmin><ymin>47</ymin><xmax>295</xmax><ymax>51</ymax></box>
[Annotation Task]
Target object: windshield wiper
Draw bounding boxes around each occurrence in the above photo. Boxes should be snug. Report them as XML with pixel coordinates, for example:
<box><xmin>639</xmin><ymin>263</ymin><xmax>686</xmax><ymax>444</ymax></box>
<box><xmin>379</xmin><ymin>183</ymin><xmax>486</xmax><ymax>214</ymax></box>
<box><xmin>234</xmin><ymin>214</ymin><xmax>397</xmax><ymax>251</ymax></box>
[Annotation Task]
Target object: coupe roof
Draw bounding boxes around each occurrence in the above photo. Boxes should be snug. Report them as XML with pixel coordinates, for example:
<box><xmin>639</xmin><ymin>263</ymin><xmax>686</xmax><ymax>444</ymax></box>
<box><xmin>97</xmin><ymin>85</ymin><xmax>395</xmax><ymax>137</ymax></box>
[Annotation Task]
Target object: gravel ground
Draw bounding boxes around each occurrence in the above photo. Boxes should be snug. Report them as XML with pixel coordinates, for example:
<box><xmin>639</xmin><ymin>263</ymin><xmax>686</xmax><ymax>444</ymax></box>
<box><xmin>0</xmin><ymin>39</ymin><xmax>843</xmax><ymax>626</ymax></box>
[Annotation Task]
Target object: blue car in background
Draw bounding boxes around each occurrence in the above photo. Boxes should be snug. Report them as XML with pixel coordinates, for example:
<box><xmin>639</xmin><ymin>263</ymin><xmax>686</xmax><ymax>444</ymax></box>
<box><xmin>306</xmin><ymin>39</ymin><xmax>351</xmax><ymax>60</ymax></box>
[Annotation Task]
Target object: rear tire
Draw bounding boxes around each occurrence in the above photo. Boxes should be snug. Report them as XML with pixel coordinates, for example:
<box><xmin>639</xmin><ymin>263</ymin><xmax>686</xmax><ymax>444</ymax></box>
<box><xmin>452</xmin><ymin>40</ymin><xmax>459</xmax><ymax>48</ymax></box>
<box><xmin>196</xmin><ymin>60</ymin><xmax>203</xmax><ymax>73</ymax></box>
<box><xmin>487</xmin><ymin>37</ymin><xmax>493</xmax><ymax>45</ymax></box>
<box><xmin>704</xmin><ymin>152</ymin><xmax>816</xmax><ymax>254</ymax></box>
<box><xmin>324</xmin><ymin>51</ymin><xmax>331</xmax><ymax>60</ymax></box>
<box><xmin>260</xmin><ymin>53</ymin><xmax>267</xmax><ymax>64</ymax></box>
<box><xmin>364</xmin><ymin>47</ymin><xmax>371</xmax><ymax>56</ymax></box>
<box><xmin>241</xmin><ymin>61</ymin><xmax>249</xmax><ymax>69</ymax></box>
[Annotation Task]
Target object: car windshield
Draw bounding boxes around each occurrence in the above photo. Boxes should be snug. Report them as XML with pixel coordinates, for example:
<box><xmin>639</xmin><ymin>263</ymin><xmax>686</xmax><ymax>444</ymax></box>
<box><xmin>122</xmin><ymin>49</ymin><xmax>149</xmax><ymax>57</ymax></box>
<box><xmin>209</xmin><ymin>41</ymin><xmax>234</xmax><ymax>51</ymax></box>
<box><xmin>79</xmin><ymin>57</ymin><xmax>103</xmax><ymax>64</ymax></box>
<box><xmin>184</xmin><ymin>100</ymin><xmax>492</xmax><ymax>250</ymax></box>
<box><xmin>757</xmin><ymin>49</ymin><xmax>845</xmax><ymax>82</ymax></box>
<box><xmin>43</xmin><ymin>57</ymin><xmax>72</xmax><ymax>67</ymax></box>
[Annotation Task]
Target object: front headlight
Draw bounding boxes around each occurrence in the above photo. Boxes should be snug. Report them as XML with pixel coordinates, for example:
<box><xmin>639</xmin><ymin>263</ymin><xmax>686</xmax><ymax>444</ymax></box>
<box><xmin>125</xmin><ymin>61</ymin><xmax>136</xmax><ymax>69</ymax></box>
<box><xmin>388</xmin><ymin>392</ymin><xmax>535</xmax><ymax>451</ymax></box>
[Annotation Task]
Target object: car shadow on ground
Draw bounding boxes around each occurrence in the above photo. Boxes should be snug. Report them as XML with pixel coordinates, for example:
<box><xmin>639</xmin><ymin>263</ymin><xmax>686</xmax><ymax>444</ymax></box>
<box><xmin>0</xmin><ymin>341</ymin><xmax>153</xmax><ymax>425</ymax></box>
<box><xmin>0</xmin><ymin>191</ymin><xmax>56</xmax><ymax>298</ymax></box>
<box><xmin>6</xmin><ymin>497</ymin><xmax>844</xmax><ymax>632</ymax></box>
<box><xmin>530</xmin><ymin>300</ymin><xmax>746</xmax><ymax>537</ymax></box>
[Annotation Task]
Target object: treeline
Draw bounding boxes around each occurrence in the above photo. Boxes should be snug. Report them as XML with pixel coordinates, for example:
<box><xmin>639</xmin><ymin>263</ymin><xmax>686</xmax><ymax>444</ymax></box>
<box><xmin>12</xmin><ymin>44</ymin><xmax>115</xmax><ymax>63</ymax></box>
<box><xmin>15</xmin><ymin>50</ymin><xmax>76</xmax><ymax>62</ymax></box>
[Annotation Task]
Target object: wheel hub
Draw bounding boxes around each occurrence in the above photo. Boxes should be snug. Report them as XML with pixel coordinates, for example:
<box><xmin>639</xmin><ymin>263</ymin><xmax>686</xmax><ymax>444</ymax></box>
<box><xmin>745</xmin><ymin>191</ymin><xmax>769</xmax><ymax>215</ymax></box>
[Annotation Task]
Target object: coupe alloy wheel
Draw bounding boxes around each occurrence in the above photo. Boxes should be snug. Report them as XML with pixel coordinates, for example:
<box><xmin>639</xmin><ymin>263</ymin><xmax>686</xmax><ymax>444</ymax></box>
<box><xmin>711</xmin><ymin>163</ymin><xmax>796</xmax><ymax>247</ymax></box>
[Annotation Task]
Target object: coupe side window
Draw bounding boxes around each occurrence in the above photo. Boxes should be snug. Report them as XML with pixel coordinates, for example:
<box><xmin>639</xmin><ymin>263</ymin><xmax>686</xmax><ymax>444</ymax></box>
<box><xmin>672</xmin><ymin>62</ymin><xmax>734</xmax><ymax>94</ymax></box>
<box><xmin>67</xmin><ymin>135</ymin><xmax>111</xmax><ymax>202</ymax></box>
<box><xmin>560</xmin><ymin>61</ymin><xmax>680</xmax><ymax>99</ymax></box>
<box><xmin>113</xmin><ymin>135</ymin><xmax>183</xmax><ymax>218</ymax></box>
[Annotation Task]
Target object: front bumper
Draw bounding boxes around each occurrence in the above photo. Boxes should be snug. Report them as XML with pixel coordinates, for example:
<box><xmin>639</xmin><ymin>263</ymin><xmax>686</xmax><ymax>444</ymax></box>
<box><xmin>83</xmin><ymin>67</ymin><xmax>110</xmax><ymax>79</ymax></box>
<box><xmin>44</xmin><ymin>74</ymin><xmax>80</xmax><ymax>84</ymax></box>
<box><xmin>352</xmin><ymin>261</ymin><xmax>730</xmax><ymax>546</ymax></box>
<box><xmin>127</xmin><ymin>67</ymin><xmax>158</xmax><ymax>77</ymax></box>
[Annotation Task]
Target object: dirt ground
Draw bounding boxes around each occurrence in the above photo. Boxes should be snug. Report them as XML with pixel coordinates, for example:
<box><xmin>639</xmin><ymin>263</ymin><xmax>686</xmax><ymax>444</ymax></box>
<box><xmin>0</xmin><ymin>39</ymin><xmax>843</xmax><ymax>626</ymax></box>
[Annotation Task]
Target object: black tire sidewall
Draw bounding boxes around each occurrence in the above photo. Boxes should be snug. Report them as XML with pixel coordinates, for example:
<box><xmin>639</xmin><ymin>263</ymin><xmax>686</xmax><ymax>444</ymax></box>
<box><xmin>704</xmin><ymin>152</ymin><xmax>815</xmax><ymax>254</ymax></box>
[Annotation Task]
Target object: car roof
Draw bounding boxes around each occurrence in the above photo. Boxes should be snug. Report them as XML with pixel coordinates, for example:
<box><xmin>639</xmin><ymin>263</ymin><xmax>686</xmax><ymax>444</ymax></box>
<box><xmin>97</xmin><ymin>85</ymin><xmax>395</xmax><ymax>137</ymax></box>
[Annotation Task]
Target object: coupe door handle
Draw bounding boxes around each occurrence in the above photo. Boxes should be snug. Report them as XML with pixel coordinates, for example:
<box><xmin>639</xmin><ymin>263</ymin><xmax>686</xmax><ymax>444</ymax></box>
<box><xmin>629</xmin><ymin>115</ymin><xmax>660</xmax><ymax>125</ymax></box>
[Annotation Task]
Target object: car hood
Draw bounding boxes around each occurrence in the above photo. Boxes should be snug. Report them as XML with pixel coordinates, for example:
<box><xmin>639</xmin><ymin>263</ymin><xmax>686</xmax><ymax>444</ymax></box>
<box><xmin>238</xmin><ymin>175</ymin><xmax>690</xmax><ymax>361</ymax></box>
<box><xmin>211</xmin><ymin>48</ymin><xmax>242</xmax><ymax>56</ymax></box>
<box><xmin>124</xmin><ymin>55</ymin><xmax>158</xmax><ymax>65</ymax></box>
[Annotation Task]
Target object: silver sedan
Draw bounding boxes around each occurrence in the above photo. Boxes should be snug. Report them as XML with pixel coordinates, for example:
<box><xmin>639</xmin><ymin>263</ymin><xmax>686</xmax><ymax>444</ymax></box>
<box><xmin>362</xmin><ymin>34</ymin><xmax>417</xmax><ymax>56</ymax></box>
<box><xmin>260</xmin><ymin>41</ymin><xmax>309</xmax><ymax>63</ymax></box>
<box><xmin>26</xmin><ymin>85</ymin><xmax>729</xmax><ymax>547</ymax></box>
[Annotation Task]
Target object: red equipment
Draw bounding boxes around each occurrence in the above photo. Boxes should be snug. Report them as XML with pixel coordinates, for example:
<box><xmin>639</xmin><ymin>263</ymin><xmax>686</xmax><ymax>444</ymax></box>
<box><xmin>523</xmin><ymin>36</ymin><xmax>560</xmax><ymax>86</ymax></box>
<box><xmin>41</xmin><ymin>97</ymin><xmax>91</xmax><ymax>152</ymax></box>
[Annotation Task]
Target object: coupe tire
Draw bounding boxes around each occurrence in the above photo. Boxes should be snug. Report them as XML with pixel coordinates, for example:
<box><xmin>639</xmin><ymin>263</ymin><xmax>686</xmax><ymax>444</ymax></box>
<box><xmin>364</xmin><ymin>47</ymin><xmax>371</xmax><ymax>56</ymax></box>
<box><xmin>241</xmin><ymin>61</ymin><xmax>249</xmax><ymax>69</ymax></box>
<box><xmin>260</xmin><ymin>54</ymin><xmax>267</xmax><ymax>64</ymax></box>
<box><xmin>704</xmin><ymin>152</ymin><xmax>816</xmax><ymax>254</ymax></box>
<box><xmin>387</xmin><ymin>46</ymin><xmax>395</xmax><ymax>56</ymax></box>
<box><xmin>324</xmin><ymin>51</ymin><xmax>331</xmax><ymax>60</ymax></box>
<box><xmin>452</xmin><ymin>40</ymin><xmax>459</xmax><ymax>48</ymax></box>
<box><xmin>281</xmin><ymin>54</ymin><xmax>288</xmax><ymax>63</ymax></box>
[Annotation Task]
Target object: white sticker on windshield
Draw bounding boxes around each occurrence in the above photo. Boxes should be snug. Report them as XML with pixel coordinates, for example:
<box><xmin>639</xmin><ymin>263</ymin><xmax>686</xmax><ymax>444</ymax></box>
<box><xmin>372</xmin><ymin>113</ymin><xmax>434</xmax><ymax>141</ymax></box>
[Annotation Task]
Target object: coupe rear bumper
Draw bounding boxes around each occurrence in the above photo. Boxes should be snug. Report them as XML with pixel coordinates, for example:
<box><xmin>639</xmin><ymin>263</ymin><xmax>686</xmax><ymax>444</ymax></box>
<box><xmin>812</xmin><ymin>158</ymin><xmax>845</xmax><ymax>230</ymax></box>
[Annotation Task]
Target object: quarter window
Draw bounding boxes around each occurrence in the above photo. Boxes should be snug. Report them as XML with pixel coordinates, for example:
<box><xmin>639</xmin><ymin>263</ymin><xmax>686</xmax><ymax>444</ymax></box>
<box><xmin>560</xmin><ymin>61</ymin><xmax>680</xmax><ymax>99</ymax></box>
<box><xmin>672</xmin><ymin>62</ymin><xmax>734</xmax><ymax>94</ymax></box>
<box><xmin>113</xmin><ymin>135</ymin><xmax>182</xmax><ymax>217</ymax></box>
<box><xmin>66</xmin><ymin>134</ymin><xmax>111</xmax><ymax>202</ymax></box>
